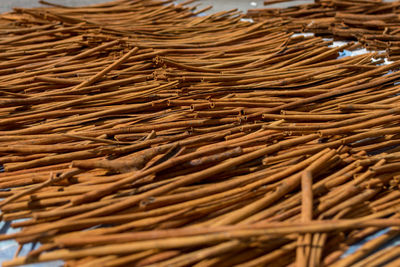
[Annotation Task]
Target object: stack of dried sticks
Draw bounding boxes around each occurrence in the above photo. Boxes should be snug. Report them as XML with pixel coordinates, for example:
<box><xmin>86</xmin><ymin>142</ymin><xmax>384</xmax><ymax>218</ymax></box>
<box><xmin>0</xmin><ymin>0</ymin><xmax>400</xmax><ymax>266</ymax></box>
<box><xmin>249</xmin><ymin>0</ymin><xmax>400</xmax><ymax>60</ymax></box>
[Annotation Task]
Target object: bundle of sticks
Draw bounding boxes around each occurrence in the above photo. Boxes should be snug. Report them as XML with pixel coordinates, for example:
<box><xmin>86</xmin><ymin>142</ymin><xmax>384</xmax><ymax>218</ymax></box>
<box><xmin>0</xmin><ymin>0</ymin><xmax>400</xmax><ymax>266</ymax></box>
<box><xmin>249</xmin><ymin>0</ymin><xmax>400</xmax><ymax>60</ymax></box>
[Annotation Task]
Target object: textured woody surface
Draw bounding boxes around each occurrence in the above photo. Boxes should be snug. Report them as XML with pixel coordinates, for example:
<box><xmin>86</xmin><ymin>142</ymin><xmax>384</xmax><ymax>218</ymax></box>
<box><xmin>0</xmin><ymin>0</ymin><xmax>400</xmax><ymax>267</ymax></box>
<box><xmin>0</xmin><ymin>0</ymin><xmax>311</xmax><ymax>13</ymax></box>
<box><xmin>247</xmin><ymin>0</ymin><xmax>400</xmax><ymax>58</ymax></box>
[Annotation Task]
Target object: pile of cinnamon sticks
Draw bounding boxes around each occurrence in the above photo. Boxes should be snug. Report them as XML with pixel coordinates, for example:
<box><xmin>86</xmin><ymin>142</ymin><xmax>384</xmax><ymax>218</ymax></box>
<box><xmin>249</xmin><ymin>0</ymin><xmax>400</xmax><ymax>60</ymax></box>
<box><xmin>0</xmin><ymin>0</ymin><xmax>400</xmax><ymax>266</ymax></box>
